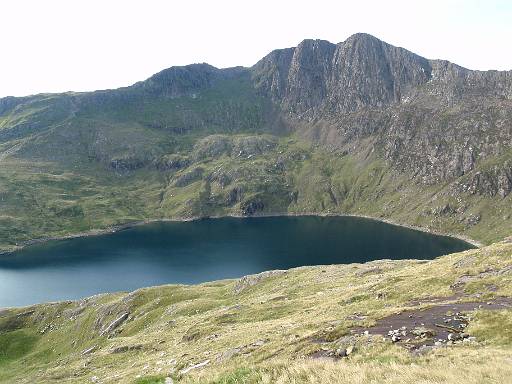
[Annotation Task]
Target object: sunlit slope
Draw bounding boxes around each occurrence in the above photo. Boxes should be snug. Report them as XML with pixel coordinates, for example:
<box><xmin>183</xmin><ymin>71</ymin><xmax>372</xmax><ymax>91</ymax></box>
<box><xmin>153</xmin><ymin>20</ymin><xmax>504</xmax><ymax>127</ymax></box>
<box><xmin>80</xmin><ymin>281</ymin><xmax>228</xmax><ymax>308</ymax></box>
<box><xmin>1</xmin><ymin>240</ymin><xmax>512</xmax><ymax>383</ymax></box>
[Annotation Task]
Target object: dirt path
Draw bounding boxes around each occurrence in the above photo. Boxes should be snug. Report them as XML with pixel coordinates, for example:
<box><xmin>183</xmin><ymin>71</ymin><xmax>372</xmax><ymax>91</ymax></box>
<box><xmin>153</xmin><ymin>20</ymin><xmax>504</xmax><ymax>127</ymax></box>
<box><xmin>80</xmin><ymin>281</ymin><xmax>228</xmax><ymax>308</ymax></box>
<box><xmin>351</xmin><ymin>297</ymin><xmax>512</xmax><ymax>350</ymax></box>
<box><xmin>311</xmin><ymin>296</ymin><xmax>512</xmax><ymax>360</ymax></box>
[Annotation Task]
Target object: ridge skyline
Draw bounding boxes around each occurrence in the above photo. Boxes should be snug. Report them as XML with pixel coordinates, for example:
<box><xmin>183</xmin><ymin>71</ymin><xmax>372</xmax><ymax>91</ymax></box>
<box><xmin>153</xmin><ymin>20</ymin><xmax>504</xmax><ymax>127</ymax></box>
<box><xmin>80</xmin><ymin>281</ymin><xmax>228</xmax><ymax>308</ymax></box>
<box><xmin>3</xmin><ymin>32</ymin><xmax>511</xmax><ymax>100</ymax></box>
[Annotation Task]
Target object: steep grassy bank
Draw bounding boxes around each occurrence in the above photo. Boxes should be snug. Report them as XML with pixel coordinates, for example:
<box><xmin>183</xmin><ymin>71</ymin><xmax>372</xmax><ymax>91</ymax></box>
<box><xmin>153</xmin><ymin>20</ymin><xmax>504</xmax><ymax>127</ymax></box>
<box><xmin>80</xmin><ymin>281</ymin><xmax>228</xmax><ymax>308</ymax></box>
<box><xmin>1</xmin><ymin>240</ymin><xmax>511</xmax><ymax>383</ymax></box>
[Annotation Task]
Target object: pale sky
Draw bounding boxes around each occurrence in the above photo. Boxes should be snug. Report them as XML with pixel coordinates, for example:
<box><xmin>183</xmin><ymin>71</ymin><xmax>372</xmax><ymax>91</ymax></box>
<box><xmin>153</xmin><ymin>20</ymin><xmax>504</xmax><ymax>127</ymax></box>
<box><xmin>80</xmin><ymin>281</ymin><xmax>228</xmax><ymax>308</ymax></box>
<box><xmin>1</xmin><ymin>0</ymin><xmax>511</xmax><ymax>97</ymax></box>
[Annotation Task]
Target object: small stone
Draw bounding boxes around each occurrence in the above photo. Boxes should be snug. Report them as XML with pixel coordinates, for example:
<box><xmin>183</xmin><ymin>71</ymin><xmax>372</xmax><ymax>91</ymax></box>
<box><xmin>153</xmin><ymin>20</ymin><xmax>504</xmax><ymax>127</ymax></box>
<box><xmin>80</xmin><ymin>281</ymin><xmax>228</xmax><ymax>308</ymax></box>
<box><xmin>81</xmin><ymin>345</ymin><xmax>97</xmax><ymax>356</ymax></box>
<box><xmin>252</xmin><ymin>339</ymin><xmax>266</xmax><ymax>347</ymax></box>
<box><xmin>179</xmin><ymin>360</ymin><xmax>210</xmax><ymax>375</ymax></box>
<box><xmin>391</xmin><ymin>335</ymin><xmax>401</xmax><ymax>343</ymax></box>
<box><xmin>411</xmin><ymin>327</ymin><xmax>435</xmax><ymax>337</ymax></box>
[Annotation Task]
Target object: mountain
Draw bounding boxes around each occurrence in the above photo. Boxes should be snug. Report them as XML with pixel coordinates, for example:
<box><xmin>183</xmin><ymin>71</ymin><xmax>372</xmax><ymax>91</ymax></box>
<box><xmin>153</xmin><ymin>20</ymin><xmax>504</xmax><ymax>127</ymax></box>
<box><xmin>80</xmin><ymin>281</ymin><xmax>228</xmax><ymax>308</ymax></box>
<box><xmin>0</xmin><ymin>33</ymin><xmax>511</xmax><ymax>251</ymax></box>
<box><xmin>2</xmin><ymin>33</ymin><xmax>512</xmax><ymax>384</ymax></box>
<box><xmin>253</xmin><ymin>33</ymin><xmax>512</xmax><ymax>183</ymax></box>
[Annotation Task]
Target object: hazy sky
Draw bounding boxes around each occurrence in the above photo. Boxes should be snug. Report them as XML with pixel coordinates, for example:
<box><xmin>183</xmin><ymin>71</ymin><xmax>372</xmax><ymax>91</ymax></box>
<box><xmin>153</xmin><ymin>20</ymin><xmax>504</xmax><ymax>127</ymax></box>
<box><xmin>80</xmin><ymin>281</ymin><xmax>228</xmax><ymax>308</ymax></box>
<box><xmin>1</xmin><ymin>0</ymin><xmax>511</xmax><ymax>97</ymax></box>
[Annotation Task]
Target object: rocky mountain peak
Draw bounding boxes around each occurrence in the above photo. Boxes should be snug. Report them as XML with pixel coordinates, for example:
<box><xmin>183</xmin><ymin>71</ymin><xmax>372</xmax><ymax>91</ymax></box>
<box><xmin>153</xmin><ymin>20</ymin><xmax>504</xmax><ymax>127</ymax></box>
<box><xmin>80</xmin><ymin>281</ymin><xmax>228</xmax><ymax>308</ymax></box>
<box><xmin>252</xmin><ymin>33</ymin><xmax>433</xmax><ymax>116</ymax></box>
<box><xmin>134</xmin><ymin>63</ymin><xmax>247</xmax><ymax>98</ymax></box>
<box><xmin>342</xmin><ymin>32</ymin><xmax>385</xmax><ymax>47</ymax></box>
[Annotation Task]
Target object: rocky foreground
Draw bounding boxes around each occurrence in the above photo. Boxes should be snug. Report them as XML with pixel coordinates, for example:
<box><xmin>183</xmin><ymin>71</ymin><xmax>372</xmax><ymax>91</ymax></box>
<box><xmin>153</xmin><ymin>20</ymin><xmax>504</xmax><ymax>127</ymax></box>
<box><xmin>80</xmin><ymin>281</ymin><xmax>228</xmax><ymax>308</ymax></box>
<box><xmin>1</xmin><ymin>239</ymin><xmax>512</xmax><ymax>383</ymax></box>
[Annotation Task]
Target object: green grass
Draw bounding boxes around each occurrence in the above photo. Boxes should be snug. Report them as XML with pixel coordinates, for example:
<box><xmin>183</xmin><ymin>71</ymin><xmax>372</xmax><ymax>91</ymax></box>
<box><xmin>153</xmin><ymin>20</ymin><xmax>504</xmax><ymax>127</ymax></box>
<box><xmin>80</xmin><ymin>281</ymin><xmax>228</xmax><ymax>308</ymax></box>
<box><xmin>0</xmin><ymin>241</ymin><xmax>511</xmax><ymax>383</ymax></box>
<box><xmin>468</xmin><ymin>310</ymin><xmax>512</xmax><ymax>346</ymax></box>
<box><xmin>210</xmin><ymin>368</ymin><xmax>257</xmax><ymax>384</ymax></box>
<box><xmin>134</xmin><ymin>376</ymin><xmax>167</xmax><ymax>384</ymax></box>
<box><xmin>0</xmin><ymin>329</ymin><xmax>39</xmax><ymax>366</ymax></box>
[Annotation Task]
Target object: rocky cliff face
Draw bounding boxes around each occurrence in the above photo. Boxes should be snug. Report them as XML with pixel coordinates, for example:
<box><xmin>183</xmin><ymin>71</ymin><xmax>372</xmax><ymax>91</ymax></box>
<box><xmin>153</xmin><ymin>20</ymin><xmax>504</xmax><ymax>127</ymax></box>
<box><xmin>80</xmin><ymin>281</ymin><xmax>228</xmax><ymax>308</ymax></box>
<box><xmin>251</xmin><ymin>33</ymin><xmax>512</xmax><ymax>190</ymax></box>
<box><xmin>252</xmin><ymin>33</ymin><xmax>512</xmax><ymax>114</ymax></box>
<box><xmin>252</xmin><ymin>34</ymin><xmax>432</xmax><ymax>116</ymax></box>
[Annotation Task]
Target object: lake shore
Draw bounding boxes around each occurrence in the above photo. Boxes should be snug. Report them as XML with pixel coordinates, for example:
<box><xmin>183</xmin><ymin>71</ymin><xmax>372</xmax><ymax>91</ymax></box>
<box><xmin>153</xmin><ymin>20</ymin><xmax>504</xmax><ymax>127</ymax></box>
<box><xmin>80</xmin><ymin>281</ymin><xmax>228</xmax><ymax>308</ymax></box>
<box><xmin>0</xmin><ymin>211</ymin><xmax>482</xmax><ymax>256</ymax></box>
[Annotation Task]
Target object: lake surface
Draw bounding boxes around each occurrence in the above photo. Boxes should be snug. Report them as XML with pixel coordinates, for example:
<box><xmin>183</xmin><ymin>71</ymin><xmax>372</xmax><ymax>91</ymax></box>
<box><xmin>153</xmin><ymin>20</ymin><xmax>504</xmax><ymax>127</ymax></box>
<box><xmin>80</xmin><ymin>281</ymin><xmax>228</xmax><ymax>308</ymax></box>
<box><xmin>0</xmin><ymin>216</ymin><xmax>473</xmax><ymax>307</ymax></box>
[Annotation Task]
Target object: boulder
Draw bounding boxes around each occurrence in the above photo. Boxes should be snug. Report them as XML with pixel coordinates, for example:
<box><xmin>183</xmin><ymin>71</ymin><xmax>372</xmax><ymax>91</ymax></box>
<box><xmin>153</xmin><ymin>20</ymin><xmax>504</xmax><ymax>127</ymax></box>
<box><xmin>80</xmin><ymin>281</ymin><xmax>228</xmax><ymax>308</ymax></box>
<box><xmin>81</xmin><ymin>345</ymin><xmax>97</xmax><ymax>356</ymax></box>
<box><xmin>100</xmin><ymin>312</ymin><xmax>129</xmax><ymax>336</ymax></box>
<box><xmin>234</xmin><ymin>270</ymin><xmax>286</xmax><ymax>294</ymax></box>
<box><xmin>111</xmin><ymin>344</ymin><xmax>143</xmax><ymax>354</ymax></box>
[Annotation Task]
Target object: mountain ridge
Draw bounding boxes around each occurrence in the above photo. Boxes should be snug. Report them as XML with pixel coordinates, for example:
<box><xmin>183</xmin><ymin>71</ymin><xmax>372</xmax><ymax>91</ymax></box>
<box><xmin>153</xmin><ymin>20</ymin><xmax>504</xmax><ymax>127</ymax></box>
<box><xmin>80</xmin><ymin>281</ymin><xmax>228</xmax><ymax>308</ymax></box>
<box><xmin>0</xmin><ymin>33</ymin><xmax>511</xmax><ymax>251</ymax></box>
<box><xmin>3</xmin><ymin>33</ymin><xmax>511</xmax><ymax>102</ymax></box>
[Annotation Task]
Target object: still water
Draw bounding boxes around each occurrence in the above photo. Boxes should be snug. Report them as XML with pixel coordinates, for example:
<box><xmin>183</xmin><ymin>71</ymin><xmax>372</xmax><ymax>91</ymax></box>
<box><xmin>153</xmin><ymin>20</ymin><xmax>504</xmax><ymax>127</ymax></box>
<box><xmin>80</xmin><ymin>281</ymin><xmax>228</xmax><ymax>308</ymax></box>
<box><xmin>0</xmin><ymin>216</ymin><xmax>473</xmax><ymax>307</ymax></box>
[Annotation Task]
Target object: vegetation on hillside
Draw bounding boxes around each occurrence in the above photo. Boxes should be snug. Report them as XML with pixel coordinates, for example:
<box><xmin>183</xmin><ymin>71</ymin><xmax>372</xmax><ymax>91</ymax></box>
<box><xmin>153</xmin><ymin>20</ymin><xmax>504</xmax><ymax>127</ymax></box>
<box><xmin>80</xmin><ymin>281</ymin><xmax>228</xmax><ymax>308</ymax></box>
<box><xmin>1</xmin><ymin>131</ymin><xmax>511</xmax><ymax>252</ymax></box>
<box><xmin>1</xmin><ymin>240</ymin><xmax>511</xmax><ymax>383</ymax></box>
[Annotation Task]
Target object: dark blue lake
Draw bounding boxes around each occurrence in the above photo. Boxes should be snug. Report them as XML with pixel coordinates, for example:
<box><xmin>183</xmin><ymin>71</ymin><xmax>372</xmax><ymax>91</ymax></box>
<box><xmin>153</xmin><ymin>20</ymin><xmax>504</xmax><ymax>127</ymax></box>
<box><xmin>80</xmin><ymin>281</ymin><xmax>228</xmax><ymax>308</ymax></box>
<box><xmin>0</xmin><ymin>216</ymin><xmax>473</xmax><ymax>307</ymax></box>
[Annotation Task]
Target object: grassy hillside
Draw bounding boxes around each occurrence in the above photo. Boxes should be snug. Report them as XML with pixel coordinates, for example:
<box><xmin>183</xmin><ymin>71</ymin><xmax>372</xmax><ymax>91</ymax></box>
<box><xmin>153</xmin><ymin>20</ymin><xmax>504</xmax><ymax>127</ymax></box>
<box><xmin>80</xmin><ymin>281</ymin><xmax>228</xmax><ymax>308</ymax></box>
<box><xmin>1</xmin><ymin>240</ymin><xmax>511</xmax><ymax>383</ymax></box>
<box><xmin>1</xmin><ymin>54</ymin><xmax>511</xmax><ymax>251</ymax></box>
<box><xmin>1</xmin><ymin>132</ymin><xmax>511</xmax><ymax>252</ymax></box>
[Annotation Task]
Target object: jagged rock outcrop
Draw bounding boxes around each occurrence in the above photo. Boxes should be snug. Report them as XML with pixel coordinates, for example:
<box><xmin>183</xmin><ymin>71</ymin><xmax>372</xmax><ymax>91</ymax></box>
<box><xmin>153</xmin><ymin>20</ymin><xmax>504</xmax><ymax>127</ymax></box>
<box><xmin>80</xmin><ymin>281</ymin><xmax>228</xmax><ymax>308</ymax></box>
<box><xmin>252</xmin><ymin>34</ymin><xmax>432</xmax><ymax>116</ymax></box>
<box><xmin>454</xmin><ymin>161</ymin><xmax>512</xmax><ymax>198</ymax></box>
<box><xmin>252</xmin><ymin>33</ymin><xmax>512</xmax><ymax>186</ymax></box>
